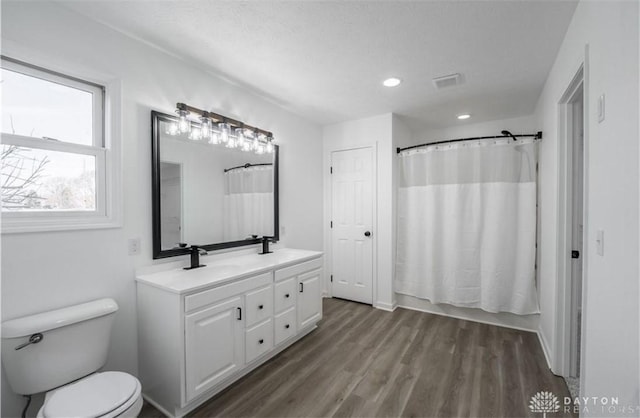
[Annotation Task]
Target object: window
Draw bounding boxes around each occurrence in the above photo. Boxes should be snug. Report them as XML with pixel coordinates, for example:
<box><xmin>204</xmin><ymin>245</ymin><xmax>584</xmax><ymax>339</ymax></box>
<box><xmin>1</xmin><ymin>57</ymin><xmax>119</xmax><ymax>232</ymax></box>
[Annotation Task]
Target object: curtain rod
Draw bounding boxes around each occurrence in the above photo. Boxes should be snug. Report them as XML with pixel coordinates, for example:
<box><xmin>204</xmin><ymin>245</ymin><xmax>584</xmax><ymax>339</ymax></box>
<box><xmin>224</xmin><ymin>162</ymin><xmax>273</xmax><ymax>173</ymax></box>
<box><xmin>396</xmin><ymin>131</ymin><xmax>543</xmax><ymax>154</ymax></box>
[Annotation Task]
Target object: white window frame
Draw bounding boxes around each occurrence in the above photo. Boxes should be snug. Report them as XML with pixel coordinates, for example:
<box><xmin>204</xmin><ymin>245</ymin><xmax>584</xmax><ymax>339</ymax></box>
<box><xmin>1</xmin><ymin>57</ymin><xmax>121</xmax><ymax>233</ymax></box>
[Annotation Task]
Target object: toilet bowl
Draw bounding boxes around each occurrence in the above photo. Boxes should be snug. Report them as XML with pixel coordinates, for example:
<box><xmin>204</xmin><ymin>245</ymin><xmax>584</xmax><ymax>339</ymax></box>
<box><xmin>37</xmin><ymin>371</ymin><xmax>143</xmax><ymax>418</ymax></box>
<box><xmin>1</xmin><ymin>299</ymin><xmax>143</xmax><ymax>418</ymax></box>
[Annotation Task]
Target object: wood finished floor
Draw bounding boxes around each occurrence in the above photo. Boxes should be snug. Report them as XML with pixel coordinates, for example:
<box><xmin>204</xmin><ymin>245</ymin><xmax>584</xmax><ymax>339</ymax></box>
<box><xmin>141</xmin><ymin>298</ymin><xmax>572</xmax><ymax>418</ymax></box>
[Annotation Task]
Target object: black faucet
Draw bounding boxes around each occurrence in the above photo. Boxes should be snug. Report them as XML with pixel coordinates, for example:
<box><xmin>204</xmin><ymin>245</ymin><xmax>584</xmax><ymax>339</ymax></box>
<box><xmin>259</xmin><ymin>236</ymin><xmax>275</xmax><ymax>255</ymax></box>
<box><xmin>183</xmin><ymin>245</ymin><xmax>207</xmax><ymax>270</ymax></box>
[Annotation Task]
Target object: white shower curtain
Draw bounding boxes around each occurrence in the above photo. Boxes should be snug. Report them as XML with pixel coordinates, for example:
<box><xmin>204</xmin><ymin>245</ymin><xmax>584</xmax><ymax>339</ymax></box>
<box><xmin>223</xmin><ymin>165</ymin><xmax>274</xmax><ymax>240</ymax></box>
<box><xmin>395</xmin><ymin>138</ymin><xmax>540</xmax><ymax>314</ymax></box>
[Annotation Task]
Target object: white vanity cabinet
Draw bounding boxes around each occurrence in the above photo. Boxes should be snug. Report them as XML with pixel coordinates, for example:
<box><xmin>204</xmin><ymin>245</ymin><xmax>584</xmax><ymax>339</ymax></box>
<box><xmin>184</xmin><ymin>296</ymin><xmax>244</xmax><ymax>401</ymax></box>
<box><xmin>136</xmin><ymin>249</ymin><xmax>323</xmax><ymax>418</ymax></box>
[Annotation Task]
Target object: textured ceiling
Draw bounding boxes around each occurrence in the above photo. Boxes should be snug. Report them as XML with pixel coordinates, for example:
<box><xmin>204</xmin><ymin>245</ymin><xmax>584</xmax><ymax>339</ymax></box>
<box><xmin>59</xmin><ymin>1</ymin><xmax>577</xmax><ymax>131</ymax></box>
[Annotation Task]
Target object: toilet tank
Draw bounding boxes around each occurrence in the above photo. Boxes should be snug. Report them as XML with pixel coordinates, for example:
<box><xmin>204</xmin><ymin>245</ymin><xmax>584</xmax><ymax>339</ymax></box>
<box><xmin>1</xmin><ymin>298</ymin><xmax>118</xmax><ymax>395</ymax></box>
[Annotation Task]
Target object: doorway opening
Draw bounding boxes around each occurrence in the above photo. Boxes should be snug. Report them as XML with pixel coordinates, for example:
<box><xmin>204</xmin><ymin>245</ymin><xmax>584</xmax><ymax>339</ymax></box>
<box><xmin>160</xmin><ymin>161</ymin><xmax>183</xmax><ymax>250</ymax></box>
<box><xmin>556</xmin><ymin>65</ymin><xmax>585</xmax><ymax>399</ymax></box>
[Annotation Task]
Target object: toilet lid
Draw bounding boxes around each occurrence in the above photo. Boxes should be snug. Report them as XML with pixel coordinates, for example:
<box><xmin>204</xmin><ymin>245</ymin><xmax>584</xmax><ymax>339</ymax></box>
<box><xmin>43</xmin><ymin>372</ymin><xmax>138</xmax><ymax>418</ymax></box>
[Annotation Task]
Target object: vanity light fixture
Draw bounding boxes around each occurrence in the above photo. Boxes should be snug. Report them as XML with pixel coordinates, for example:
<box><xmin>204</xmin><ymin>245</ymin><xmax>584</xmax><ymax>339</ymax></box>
<box><xmin>457</xmin><ymin>114</ymin><xmax>471</xmax><ymax>120</ymax></box>
<box><xmin>168</xmin><ymin>103</ymin><xmax>276</xmax><ymax>156</ymax></box>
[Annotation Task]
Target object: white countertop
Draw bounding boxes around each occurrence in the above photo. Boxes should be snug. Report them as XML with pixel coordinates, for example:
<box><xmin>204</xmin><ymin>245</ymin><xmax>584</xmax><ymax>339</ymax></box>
<box><xmin>136</xmin><ymin>248</ymin><xmax>323</xmax><ymax>294</ymax></box>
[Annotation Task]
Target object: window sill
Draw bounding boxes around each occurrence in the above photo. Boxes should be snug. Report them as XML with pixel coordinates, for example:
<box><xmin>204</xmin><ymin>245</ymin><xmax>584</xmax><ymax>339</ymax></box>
<box><xmin>1</xmin><ymin>214</ymin><xmax>122</xmax><ymax>234</ymax></box>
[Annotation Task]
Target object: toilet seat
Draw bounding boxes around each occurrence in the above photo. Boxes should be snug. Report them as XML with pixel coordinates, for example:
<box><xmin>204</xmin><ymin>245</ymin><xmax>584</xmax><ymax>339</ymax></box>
<box><xmin>38</xmin><ymin>371</ymin><xmax>142</xmax><ymax>418</ymax></box>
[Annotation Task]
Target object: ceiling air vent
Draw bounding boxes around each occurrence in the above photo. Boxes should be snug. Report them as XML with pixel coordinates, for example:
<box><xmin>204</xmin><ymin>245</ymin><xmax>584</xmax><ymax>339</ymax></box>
<box><xmin>432</xmin><ymin>73</ymin><xmax>462</xmax><ymax>90</ymax></box>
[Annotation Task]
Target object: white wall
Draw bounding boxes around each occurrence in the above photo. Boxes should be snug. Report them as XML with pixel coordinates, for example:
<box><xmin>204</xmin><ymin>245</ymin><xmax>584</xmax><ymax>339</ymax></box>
<box><xmin>322</xmin><ymin>114</ymin><xmax>395</xmax><ymax>310</ymax></box>
<box><xmin>412</xmin><ymin>114</ymin><xmax>539</xmax><ymax>146</ymax></box>
<box><xmin>0</xmin><ymin>3</ymin><xmax>323</xmax><ymax>416</ymax></box>
<box><xmin>535</xmin><ymin>0</ymin><xmax>639</xmax><ymax>408</ymax></box>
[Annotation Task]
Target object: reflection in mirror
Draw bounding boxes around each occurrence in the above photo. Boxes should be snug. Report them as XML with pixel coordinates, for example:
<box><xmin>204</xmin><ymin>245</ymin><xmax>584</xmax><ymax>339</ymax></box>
<box><xmin>152</xmin><ymin>111</ymin><xmax>278</xmax><ymax>259</ymax></box>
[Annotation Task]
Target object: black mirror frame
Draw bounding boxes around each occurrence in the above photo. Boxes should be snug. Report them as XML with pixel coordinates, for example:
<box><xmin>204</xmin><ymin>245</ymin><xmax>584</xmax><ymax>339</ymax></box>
<box><xmin>151</xmin><ymin>110</ymin><xmax>279</xmax><ymax>259</ymax></box>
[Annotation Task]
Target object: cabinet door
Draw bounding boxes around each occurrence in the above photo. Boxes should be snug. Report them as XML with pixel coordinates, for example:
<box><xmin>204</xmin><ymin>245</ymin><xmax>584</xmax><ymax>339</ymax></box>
<box><xmin>185</xmin><ymin>297</ymin><xmax>244</xmax><ymax>401</ymax></box>
<box><xmin>297</xmin><ymin>269</ymin><xmax>322</xmax><ymax>330</ymax></box>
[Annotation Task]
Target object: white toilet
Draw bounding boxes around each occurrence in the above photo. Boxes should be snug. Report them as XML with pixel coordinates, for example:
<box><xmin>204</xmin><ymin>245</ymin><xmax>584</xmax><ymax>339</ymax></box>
<box><xmin>1</xmin><ymin>298</ymin><xmax>143</xmax><ymax>417</ymax></box>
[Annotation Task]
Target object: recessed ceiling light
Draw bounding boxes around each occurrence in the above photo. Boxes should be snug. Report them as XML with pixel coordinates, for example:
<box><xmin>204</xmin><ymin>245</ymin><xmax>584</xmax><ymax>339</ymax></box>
<box><xmin>457</xmin><ymin>114</ymin><xmax>471</xmax><ymax>120</ymax></box>
<box><xmin>383</xmin><ymin>77</ymin><xmax>401</xmax><ymax>87</ymax></box>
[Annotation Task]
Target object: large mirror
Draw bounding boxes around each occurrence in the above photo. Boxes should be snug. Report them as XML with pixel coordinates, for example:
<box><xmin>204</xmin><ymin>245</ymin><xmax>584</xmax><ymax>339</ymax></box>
<box><xmin>152</xmin><ymin>111</ymin><xmax>279</xmax><ymax>259</ymax></box>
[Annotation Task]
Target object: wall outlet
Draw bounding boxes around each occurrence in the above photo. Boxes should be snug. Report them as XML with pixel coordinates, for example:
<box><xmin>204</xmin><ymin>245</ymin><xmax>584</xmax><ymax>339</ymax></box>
<box><xmin>128</xmin><ymin>238</ymin><xmax>141</xmax><ymax>255</ymax></box>
<box><xmin>280</xmin><ymin>225</ymin><xmax>286</xmax><ymax>236</ymax></box>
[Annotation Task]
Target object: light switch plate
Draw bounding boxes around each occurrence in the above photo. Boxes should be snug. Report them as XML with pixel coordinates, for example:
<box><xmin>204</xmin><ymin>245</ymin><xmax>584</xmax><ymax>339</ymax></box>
<box><xmin>596</xmin><ymin>230</ymin><xmax>604</xmax><ymax>256</ymax></box>
<box><xmin>128</xmin><ymin>238</ymin><xmax>141</xmax><ymax>255</ymax></box>
<box><xmin>597</xmin><ymin>94</ymin><xmax>605</xmax><ymax>123</ymax></box>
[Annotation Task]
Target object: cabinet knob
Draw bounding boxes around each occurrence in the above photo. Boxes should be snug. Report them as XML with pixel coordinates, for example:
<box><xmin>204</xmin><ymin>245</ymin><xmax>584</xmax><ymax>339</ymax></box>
<box><xmin>258</xmin><ymin>304</ymin><xmax>264</xmax><ymax>310</ymax></box>
<box><xmin>285</xmin><ymin>324</ymin><xmax>290</xmax><ymax>329</ymax></box>
<box><xmin>285</xmin><ymin>293</ymin><xmax>290</xmax><ymax>298</ymax></box>
<box><xmin>259</xmin><ymin>339</ymin><xmax>264</xmax><ymax>344</ymax></box>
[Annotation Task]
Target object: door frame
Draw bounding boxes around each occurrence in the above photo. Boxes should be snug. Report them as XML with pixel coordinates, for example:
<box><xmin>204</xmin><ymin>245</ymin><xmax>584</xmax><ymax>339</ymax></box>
<box><xmin>554</xmin><ymin>50</ymin><xmax>589</xmax><ymax>379</ymax></box>
<box><xmin>325</xmin><ymin>144</ymin><xmax>378</xmax><ymax>306</ymax></box>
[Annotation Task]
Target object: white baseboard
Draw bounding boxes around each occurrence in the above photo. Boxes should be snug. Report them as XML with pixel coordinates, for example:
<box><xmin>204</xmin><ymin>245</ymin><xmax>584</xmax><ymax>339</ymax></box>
<box><xmin>375</xmin><ymin>301</ymin><xmax>397</xmax><ymax>312</ymax></box>
<box><xmin>395</xmin><ymin>294</ymin><xmax>539</xmax><ymax>332</ymax></box>
<box><xmin>537</xmin><ymin>327</ymin><xmax>554</xmax><ymax>371</ymax></box>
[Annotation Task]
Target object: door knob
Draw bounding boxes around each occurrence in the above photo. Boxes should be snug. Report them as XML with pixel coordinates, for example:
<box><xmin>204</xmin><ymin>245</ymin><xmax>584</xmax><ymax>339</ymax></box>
<box><xmin>364</xmin><ymin>231</ymin><xmax>372</xmax><ymax>237</ymax></box>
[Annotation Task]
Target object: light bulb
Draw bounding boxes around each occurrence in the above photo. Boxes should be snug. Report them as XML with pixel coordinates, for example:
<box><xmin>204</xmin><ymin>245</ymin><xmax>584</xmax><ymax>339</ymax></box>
<box><xmin>266</xmin><ymin>137</ymin><xmax>274</xmax><ymax>154</ymax></box>
<box><xmin>210</xmin><ymin>130</ymin><xmax>221</xmax><ymax>145</ymax></box>
<box><xmin>226</xmin><ymin>135</ymin><xmax>236</xmax><ymax>148</ymax></box>
<box><xmin>166</xmin><ymin>122</ymin><xmax>179</xmax><ymax>136</ymax></box>
<box><xmin>235</xmin><ymin>128</ymin><xmax>245</xmax><ymax>148</ymax></box>
<box><xmin>219</xmin><ymin>122</ymin><xmax>230</xmax><ymax>143</ymax></box>
<box><xmin>189</xmin><ymin>128</ymin><xmax>201</xmax><ymax>140</ymax></box>
<box><xmin>176</xmin><ymin>109</ymin><xmax>190</xmax><ymax>134</ymax></box>
<box><xmin>255</xmin><ymin>132</ymin><xmax>266</xmax><ymax>151</ymax></box>
<box><xmin>200</xmin><ymin>116</ymin><xmax>211</xmax><ymax>139</ymax></box>
<box><xmin>256</xmin><ymin>144</ymin><xmax>265</xmax><ymax>154</ymax></box>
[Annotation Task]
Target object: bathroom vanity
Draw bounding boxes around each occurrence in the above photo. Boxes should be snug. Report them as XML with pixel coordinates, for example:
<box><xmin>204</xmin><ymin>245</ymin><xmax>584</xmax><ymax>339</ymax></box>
<box><xmin>135</xmin><ymin>248</ymin><xmax>323</xmax><ymax>417</ymax></box>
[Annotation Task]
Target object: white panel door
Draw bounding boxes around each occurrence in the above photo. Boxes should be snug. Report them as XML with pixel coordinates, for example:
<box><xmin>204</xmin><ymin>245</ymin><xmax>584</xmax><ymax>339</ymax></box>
<box><xmin>331</xmin><ymin>147</ymin><xmax>374</xmax><ymax>304</ymax></box>
<box><xmin>185</xmin><ymin>296</ymin><xmax>244</xmax><ymax>401</ymax></box>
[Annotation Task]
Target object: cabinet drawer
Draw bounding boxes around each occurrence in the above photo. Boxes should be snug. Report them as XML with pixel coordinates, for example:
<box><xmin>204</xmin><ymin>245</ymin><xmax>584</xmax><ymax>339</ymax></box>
<box><xmin>245</xmin><ymin>319</ymin><xmax>273</xmax><ymax>364</ymax></box>
<box><xmin>245</xmin><ymin>285</ymin><xmax>273</xmax><ymax>327</ymax></box>
<box><xmin>274</xmin><ymin>278</ymin><xmax>296</xmax><ymax>313</ymax></box>
<box><xmin>184</xmin><ymin>272</ymin><xmax>272</xmax><ymax>313</ymax></box>
<box><xmin>274</xmin><ymin>257</ymin><xmax>323</xmax><ymax>282</ymax></box>
<box><xmin>274</xmin><ymin>307</ymin><xmax>297</xmax><ymax>346</ymax></box>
